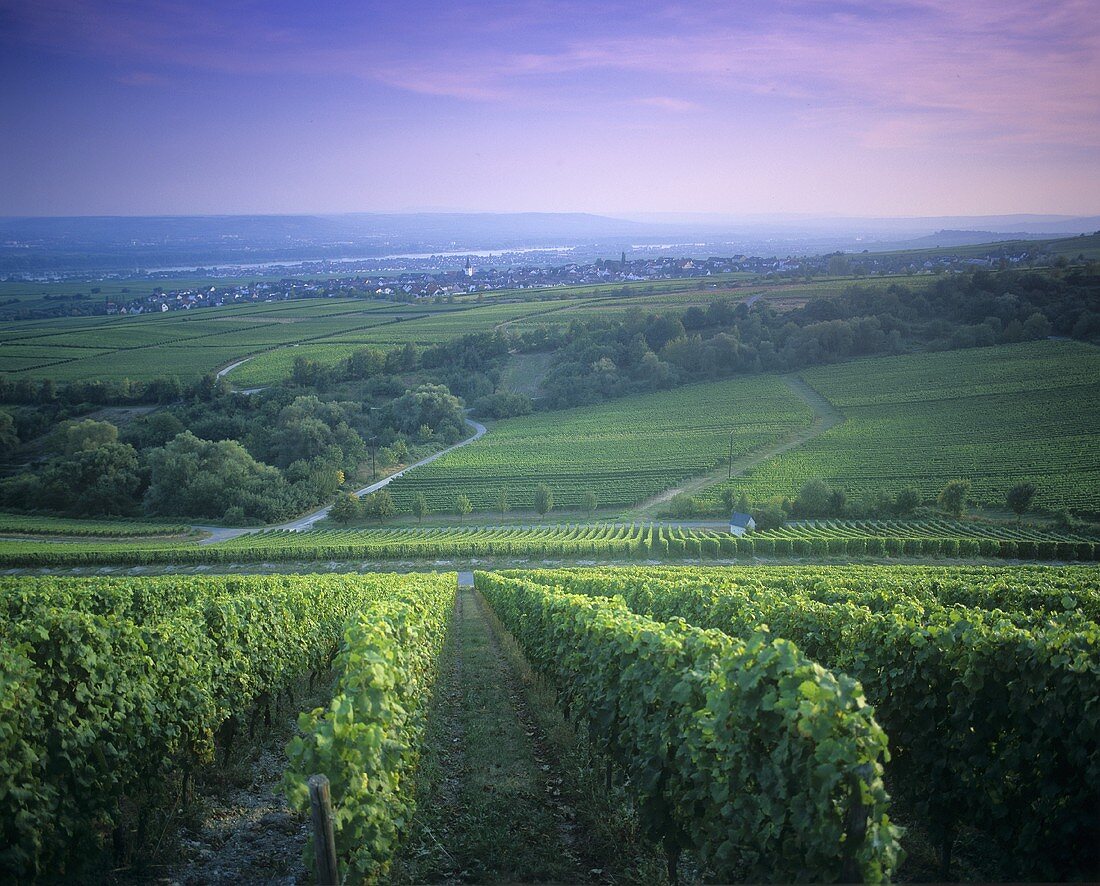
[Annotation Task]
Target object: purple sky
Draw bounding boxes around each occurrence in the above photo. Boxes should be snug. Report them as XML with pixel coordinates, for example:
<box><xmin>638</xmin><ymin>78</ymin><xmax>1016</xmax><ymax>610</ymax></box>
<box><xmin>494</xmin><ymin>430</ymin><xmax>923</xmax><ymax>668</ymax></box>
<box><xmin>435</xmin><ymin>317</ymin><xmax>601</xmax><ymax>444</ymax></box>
<box><xmin>1</xmin><ymin>0</ymin><xmax>1097</xmax><ymax>217</ymax></box>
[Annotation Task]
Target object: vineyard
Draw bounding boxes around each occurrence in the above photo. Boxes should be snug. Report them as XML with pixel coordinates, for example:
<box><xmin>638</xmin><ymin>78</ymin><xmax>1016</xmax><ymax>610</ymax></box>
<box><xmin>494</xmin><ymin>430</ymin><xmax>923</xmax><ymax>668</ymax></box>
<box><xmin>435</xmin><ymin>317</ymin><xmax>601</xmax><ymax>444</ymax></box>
<box><xmin>3</xmin><ymin>563</ymin><xmax>1097</xmax><ymax>881</ymax></box>
<box><xmin>0</xmin><ymin>518</ymin><xmax>1097</xmax><ymax>567</ymax></box>
<box><xmin>487</xmin><ymin>566</ymin><xmax>1100</xmax><ymax>880</ymax></box>
<box><xmin>0</xmin><ymin>296</ymin><xmax>574</xmax><ymax>384</ymax></box>
<box><xmin>383</xmin><ymin>375</ymin><xmax>813</xmax><ymax>512</ymax></box>
<box><xmin>0</xmin><ymin>512</ymin><xmax>191</xmax><ymax>537</ymax></box>
<box><xmin>705</xmin><ymin>341</ymin><xmax>1100</xmax><ymax>514</ymax></box>
<box><xmin>0</xmin><ymin>572</ymin><xmax>454</xmax><ymax>880</ymax></box>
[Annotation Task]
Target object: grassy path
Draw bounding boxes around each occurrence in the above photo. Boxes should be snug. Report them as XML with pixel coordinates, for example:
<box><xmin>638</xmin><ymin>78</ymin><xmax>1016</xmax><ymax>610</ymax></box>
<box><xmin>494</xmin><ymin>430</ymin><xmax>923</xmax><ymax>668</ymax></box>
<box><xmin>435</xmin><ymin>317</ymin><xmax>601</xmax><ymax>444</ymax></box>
<box><xmin>630</xmin><ymin>372</ymin><xmax>844</xmax><ymax>517</ymax></box>
<box><xmin>391</xmin><ymin>576</ymin><xmax>598</xmax><ymax>884</ymax></box>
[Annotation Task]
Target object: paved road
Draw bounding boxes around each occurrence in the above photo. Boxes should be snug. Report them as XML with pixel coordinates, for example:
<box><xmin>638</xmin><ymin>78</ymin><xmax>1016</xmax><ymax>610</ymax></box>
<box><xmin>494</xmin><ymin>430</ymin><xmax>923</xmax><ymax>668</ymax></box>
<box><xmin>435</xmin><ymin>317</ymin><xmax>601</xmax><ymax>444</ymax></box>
<box><xmin>216</xmin><ymin>356</ymin><xmax>254</xmax><ymax>378</ymax></box>
<box><xmin>197</xmin><ymin>416</ymin><xmax>488</xmax><ymax>542</ymax></box>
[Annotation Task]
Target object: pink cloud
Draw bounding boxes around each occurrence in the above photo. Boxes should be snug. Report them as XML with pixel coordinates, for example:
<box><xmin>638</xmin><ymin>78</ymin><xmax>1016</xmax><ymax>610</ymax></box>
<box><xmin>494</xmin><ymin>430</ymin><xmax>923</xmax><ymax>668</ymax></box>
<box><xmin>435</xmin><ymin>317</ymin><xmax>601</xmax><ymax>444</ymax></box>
<box><xmin>3</xmin><ymin>0</ymin><xmax>1097</xmax><ymax>152</ymax></box>
<box><xmin>634</xmin><ymin>96</ymin><xmax>701</xmax><ymax>113</ymax></box>
<box><xmin>115</xmin><ymin>69</ymin><xmax>169</xmax><ymax>86</ymax></box>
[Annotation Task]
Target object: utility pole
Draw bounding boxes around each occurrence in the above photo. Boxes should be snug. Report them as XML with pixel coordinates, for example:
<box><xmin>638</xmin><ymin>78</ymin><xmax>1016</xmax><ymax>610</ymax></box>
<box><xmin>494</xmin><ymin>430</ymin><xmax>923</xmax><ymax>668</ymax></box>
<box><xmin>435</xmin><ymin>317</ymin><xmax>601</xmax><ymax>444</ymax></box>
<box><xmin>368</xmin><ymin>406</ymin><xmax>381</xmax><ymax>481</ymax></box>
<box><xmin>728</xmin><ymin>431</ymin><xmax>734</xmax><ymax>481</ymax></box>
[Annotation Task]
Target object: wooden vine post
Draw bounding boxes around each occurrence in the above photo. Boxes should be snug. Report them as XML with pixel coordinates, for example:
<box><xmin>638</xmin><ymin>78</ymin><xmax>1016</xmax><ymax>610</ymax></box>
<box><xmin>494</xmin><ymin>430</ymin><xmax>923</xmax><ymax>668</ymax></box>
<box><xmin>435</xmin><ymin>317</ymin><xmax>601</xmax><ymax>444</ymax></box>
<box><xmin>839</xmin><ymin>764</ymin><xmax>872</xmax><ymax>883</ymax></box>
<box><xmin>308</xmin><ymin>774</ymin><xmax>339</xmax><ymax>885</ymax></box>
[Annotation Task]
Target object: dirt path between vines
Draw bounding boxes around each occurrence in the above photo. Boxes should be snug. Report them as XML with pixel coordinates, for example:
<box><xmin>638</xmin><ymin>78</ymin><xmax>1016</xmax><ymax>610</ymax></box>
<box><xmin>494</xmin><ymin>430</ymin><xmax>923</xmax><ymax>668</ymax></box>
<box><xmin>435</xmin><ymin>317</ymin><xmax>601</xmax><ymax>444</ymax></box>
<box><xmin>631</xmin><ymin>373</ymin><xmax>845</xmax><ymax>517</ymax></box>
<box><xmin>161</xmin><ymin>678</ymin><xmax>332</xmax><ymax>886</ymax></box>
<box><xmin>391</xmin><ymin>576</ymin><xmax>599</xmax><ymax>884</ymax></box>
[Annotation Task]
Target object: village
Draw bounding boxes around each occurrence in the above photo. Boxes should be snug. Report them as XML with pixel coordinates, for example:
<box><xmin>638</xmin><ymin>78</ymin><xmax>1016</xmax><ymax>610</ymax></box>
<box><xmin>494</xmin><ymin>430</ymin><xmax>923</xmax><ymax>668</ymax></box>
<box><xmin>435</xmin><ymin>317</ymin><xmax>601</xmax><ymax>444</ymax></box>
<box><xmin>101</xmin><ymin>241</ymin><xmax>1046</xmax><ymax>316</ymax></box>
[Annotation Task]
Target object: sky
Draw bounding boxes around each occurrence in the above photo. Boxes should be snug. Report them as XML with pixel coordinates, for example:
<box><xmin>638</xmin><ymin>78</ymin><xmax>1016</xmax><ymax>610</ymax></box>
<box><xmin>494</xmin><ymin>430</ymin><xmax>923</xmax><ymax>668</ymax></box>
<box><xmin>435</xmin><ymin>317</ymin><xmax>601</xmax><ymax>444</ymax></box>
<box><xmin>1</xmin><ymin>0</ymin><xmax>1098</xmax><ymax>218</ymax></box>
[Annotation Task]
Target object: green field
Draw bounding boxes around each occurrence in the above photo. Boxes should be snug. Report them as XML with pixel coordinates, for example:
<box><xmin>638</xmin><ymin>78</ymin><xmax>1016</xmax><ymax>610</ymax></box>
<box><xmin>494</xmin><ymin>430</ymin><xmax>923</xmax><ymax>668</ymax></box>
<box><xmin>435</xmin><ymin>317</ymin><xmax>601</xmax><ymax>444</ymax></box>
<box><xmin>383</xmin><ymin>374</ymin><xmax>812</xmax><ymax>513</ymax></box>
<box><xmin>705</xmin><ymin>340</ymin><xmax>1100</xmax><ymax>513</ymax></box>
<box><xmin>225</xmin><ymin>299</ymin><xmax>594</xmax><ymax>386</ymax></box>
<box><xmin>0</xmin><ymin>273</ymin><xmax>935</xmax><ymax>386</ymax></box>
<box><xmin>0</xmin><ymin>297</ymin><xmax>467</xmax><ymax>379</ymax></box>
<box><xmin>0</xmin><ymin>293</ymin><xmax>613</xmax><ymax>384</ymax></box>
<box><xmin>0</xmin><ymin>512</ymin><xmax>191</xmax><ymax>537</ymax></box>
<box><xmin>4</xmin><ymin>560</ymin><xmax>1095</xmax><ymax>882</ymax></box>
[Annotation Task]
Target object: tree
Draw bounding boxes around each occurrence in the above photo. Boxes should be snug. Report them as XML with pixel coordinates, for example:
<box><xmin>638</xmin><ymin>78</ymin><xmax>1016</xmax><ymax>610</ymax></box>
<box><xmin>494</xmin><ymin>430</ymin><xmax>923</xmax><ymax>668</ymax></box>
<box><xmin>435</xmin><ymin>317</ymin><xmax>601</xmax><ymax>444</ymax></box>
<box><xmin>827</xmin><ymin>487</ymin><xmax>847</xmax><ymax>517</ymax></box>
<box><xmin>411</xmin><ymin>492</ymin><xmax>429</xmax><ymax>524</ymax></box>
<box><xmin>644</xmin><ymin>314</ymin><xmax>686</xmax><ymax>351</ymax></box>
<box><xmin>144</xmin><ymin>431</ymin><xmax>292</xmax><ymax>523</ymax></box>
<box><xmin>128</xmin><ymin>411</ymin><xmax>184</xmax><ymax>448</ymax></box>
<box><xmin>827</xmin><ymin>254</ymin><xmax>851</xmax><ymax>276</ymax></box>
<box><xmin>581</xmin><ymin>490</ymin><xmax>598</xmax><ymax>515</ymax></box>
<box><xmin>392</xmin><ymin>439</ymin><xmax>409</xmax><ymax>464</ymax></box>
<box><xmin>796</xmin><ymin>478</ymin><xmax>831</xmax><ymax>518</ymax></box>
<box><xmin>346</xmin><ymin>347</ymin><xmax>385</xmax><ymax>379</ymax></box>
<box><xmin>534</xmin><ymin>483</ymin><xmax>554</xmax><ymax>518</ymax></box>
<box><xmin>753</xmin><ymin>503</ymin><xmax>787</xmax><ymax>530</ymax></box>
<box><xmin>455</xmin><ymin>493</ymin><xmax>472</xmax><ymax>522</ymax></box>
<box><xmin>330</xmin><ymin>492</ymin><xmax>361</xmax><ymax>525</ymax></box>
<box><xmin>55</xmin><ymin>419</ymin><xmax>118</xmax><ymax>455</ymax></box>
<box><xmin>720</xmin><ymin>488</ymin><xmax>737</xmax><ymax>513</ymax></box>
<box><xmin>23</xmin><ymin>441</ymin><xmax>144</xmax><ymax>517</ymax></box>
<box><xmin>496</xmin><ymin>488</ymin><xmax>510</xmax><ymax>520</ymax></box>
<box><xmin>667</xmin><ymin>493</ymin><xmax>697</xmax><ymax>518</ymax></box>
<box><xmin>0</xmin><ymin>410</ymin><xmax>19</xmax><ymax>459</ymax></box>
<box><xmin>1022</xmin><ymin>312</ymin><xmax>1052</xmax><ymax>340</ymax></box>
<box><xmin>473</xmin><ymin>391</ymin><xmax>533</xmax><ymax>419</ymax></box>
<box><xmin>366</xmin><ymin>489</ymin><xmax>396</xmax><ymax>524</ymax></box>
<box><xmin>390</xmin><ymin>384</ymin><xmax>466</xmax><ymax>443</ymax></box>
<box><xmin>736</xmin><ymin>491</ymin><xmax>751</xmax><ymax>514</ymax></box>
<box><xmin>937</xmin><ymin>479</ymin><xmax>971</xmax><ymax>517</ymax></box>
<box><xmin>1006</xmin><ymin>482</ymin><xmax>1037</xmax><ymax>521</ymax></box>
<box><xmin>894</xmin><ymin>486</ymin><xmax>921</xmax><ymax>516</ymax></box>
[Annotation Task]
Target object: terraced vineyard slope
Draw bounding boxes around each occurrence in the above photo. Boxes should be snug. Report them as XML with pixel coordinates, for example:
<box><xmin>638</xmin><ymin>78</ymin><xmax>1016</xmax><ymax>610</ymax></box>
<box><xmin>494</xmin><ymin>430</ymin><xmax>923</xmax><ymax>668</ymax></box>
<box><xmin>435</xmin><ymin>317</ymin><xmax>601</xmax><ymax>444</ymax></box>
<box><xmin>705</xmin><ymin>340</ymin><xmax>1100</xmax><ymax>514</ymax></box>
<box><xmin>383</xmin><ymin>374</ymin><xmax>813</xmax><ymax>513</ymax></box>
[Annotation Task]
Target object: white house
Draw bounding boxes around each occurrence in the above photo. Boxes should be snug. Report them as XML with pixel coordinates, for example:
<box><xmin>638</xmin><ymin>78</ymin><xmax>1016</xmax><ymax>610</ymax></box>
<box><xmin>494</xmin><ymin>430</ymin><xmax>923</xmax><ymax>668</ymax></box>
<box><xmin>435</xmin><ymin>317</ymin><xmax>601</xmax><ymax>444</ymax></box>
<box><xmin>729</xmin><ymin>512</ymin><xmax>756</xmax><ymax>536</ymax></box>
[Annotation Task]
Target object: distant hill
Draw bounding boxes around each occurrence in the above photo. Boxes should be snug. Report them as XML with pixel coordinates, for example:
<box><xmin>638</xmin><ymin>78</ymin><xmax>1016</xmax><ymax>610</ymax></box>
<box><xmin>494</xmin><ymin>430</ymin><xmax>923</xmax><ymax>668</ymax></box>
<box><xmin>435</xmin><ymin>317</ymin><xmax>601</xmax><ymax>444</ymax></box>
<box><xmin>1</xmin><ymin>211</ymin><xmax>1096</xmax><ymax>275</ymax></box>
<box><xmin>869</xmin><ymin>229</ymin><xmax>1069</xmax><ymax>251</ymax></box>
<box><xmin>0</xmin><ymin>212</ymin><xmax>648</xmax><ymax>249</ymax></box>
<box><xmin>0</xmin><ymin>212</ymin><xmax>653</xmax><ymax>274</ymax></box>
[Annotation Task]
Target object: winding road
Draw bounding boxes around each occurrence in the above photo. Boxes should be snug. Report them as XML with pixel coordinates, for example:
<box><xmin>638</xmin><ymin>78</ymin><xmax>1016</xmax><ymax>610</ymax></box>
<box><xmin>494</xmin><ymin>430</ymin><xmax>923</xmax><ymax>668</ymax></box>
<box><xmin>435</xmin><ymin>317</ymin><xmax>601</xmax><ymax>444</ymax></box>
<box><xmin>197</xmin><ymin>417</ymin><xmax>487</xmax><ymax>542</ymax></box>
<box><xmin>216</xmin><ymin>356</ymin><xmax>255</xmax><ymax>378</ymax></box>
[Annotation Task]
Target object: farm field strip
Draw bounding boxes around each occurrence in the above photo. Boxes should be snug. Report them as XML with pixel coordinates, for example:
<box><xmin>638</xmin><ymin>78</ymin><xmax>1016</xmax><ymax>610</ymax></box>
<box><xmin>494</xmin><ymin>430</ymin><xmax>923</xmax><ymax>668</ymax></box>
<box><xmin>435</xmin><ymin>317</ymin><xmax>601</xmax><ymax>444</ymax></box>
<box><xmin>0</xmin><ymin>305</ymin><xmax>455</xmax><ymax>382</ymax></box>
<box><xmin>0</xmin><ymin>296</ymin><xmax>499</xmax><ymax>382</ymax></box>
<box><xmin>764</xmin><ymin>517</ymin><xmax>1097</xmax><ymax>542</ymax></box>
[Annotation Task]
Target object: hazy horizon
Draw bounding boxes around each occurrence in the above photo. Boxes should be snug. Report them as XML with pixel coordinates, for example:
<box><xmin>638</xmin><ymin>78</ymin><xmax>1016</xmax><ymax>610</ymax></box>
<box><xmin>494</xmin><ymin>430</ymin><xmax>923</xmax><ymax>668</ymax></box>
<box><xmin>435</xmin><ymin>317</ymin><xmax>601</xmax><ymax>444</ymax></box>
<box><xmin>2</xmin><ymin>209</ymin><xmax>1099</xmax><ymax>224</ymax></box>
<box><xmin>2</xmin><ymin>1</ymin><xmax>1098</xmax><ymax>218</ymax></box>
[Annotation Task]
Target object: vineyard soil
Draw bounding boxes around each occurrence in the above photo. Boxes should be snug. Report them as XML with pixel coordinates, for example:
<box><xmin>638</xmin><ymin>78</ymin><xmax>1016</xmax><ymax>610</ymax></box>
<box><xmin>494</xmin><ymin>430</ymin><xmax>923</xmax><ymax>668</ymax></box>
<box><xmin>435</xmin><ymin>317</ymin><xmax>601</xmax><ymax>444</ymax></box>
<box><xmin>162</xmin><ymin>674</ymin><xmax>330</xmax><ymax>886</ymax></box>
<box><xmin>392</xmin><ymin>582</ymin><xmax>604</xmax><ymax>883</ymax></box>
